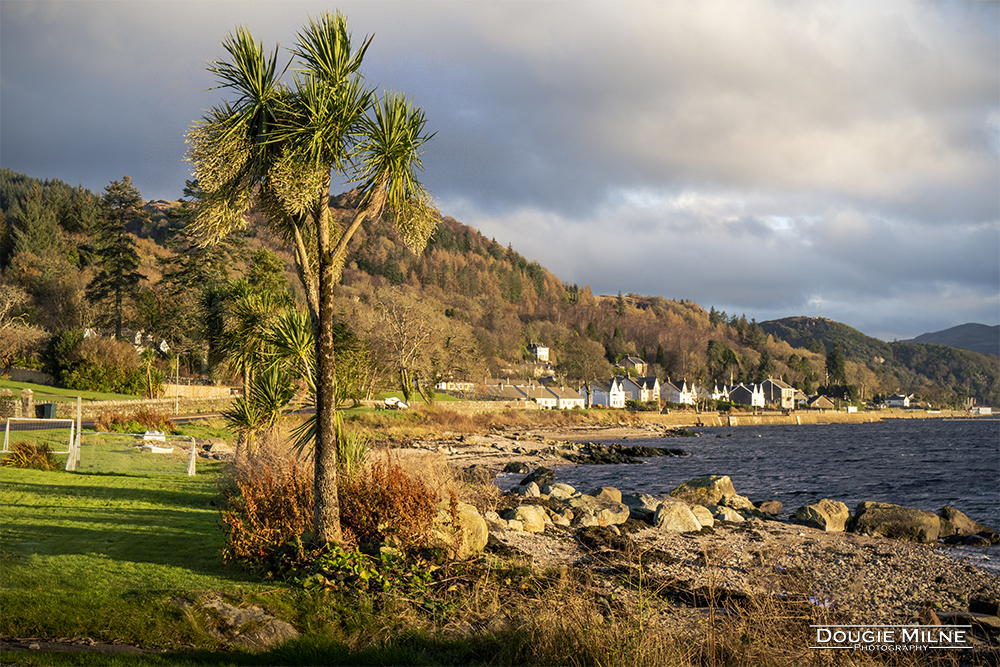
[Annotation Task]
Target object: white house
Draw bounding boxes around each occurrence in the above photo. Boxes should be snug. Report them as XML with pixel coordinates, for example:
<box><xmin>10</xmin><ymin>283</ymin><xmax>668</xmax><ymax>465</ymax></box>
<box><xmin>583</xmin><ymin>377</ymin><xmax>627</xmax><ymax>408</ymax></box>
<box><xmin>711</xmin><ymin>382</ymin><xmax>731</xmax><ymax>401</ymax></box>
<box><xmin>434</xmin><ymin>380</ymin><xmax>476</xmax><ymax>392</ymax></box>
<box><xmin>547</xmin><ymin>386</ymin><xmax>586</xmax><ymax>410</ymax></box>
<box><xmin>518</xmin><ymin>384</ymin><xmax>558</xmax><ymax>409</ymax></box>
<box><xmin>661</xmin><ymin>378</ymin><xmax>698</xmax><ymax>405</ymax></box>
<box><xmin>885</xmin><ymin>393</ymin><xmax>913</xmax><ymax>408</ymax></box>
<box><xmin>527</xmin><ymin>343</ymin><xmax>549</xmax><ymax>362</ymax></box>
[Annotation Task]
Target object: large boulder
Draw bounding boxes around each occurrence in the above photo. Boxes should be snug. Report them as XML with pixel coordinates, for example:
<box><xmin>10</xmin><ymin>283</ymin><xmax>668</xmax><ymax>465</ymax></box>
<box><xmin>653</xmin><ymin>500</ymin><xmax>702</xmax><ymax>532</ymax></box>
<box><xmin>595</xmin><ymin>503</ymin><xmax>631</xmax><ymax>526</ymax></box>
<box><xmin>849</xmin><ymin>501</ymin><xmax>941</xmax><ymax>543</ymax></box>
<box><xmin>711</xmin><ymin>506</ymin><xmax>745</xmax><ymax>523</ymax></box>
<box><xmin>757</xmin><ymin>500</ymin><xmax>783</xmax><ymax>516</ymax></box>
<box><xmin>503</xmin><ymin>505</ymin><xmax>550</xmax><ymax>533</ymax></box>
<box><xmin>542</xmin><ymin>483</ymin><xmax>577</xmax><ymax>500</ymax></box>
<box><xmin>568</xmin><ymin>494</ymin><xmax>630</xmax><ymax>526</ymax></box>
<box><xmin>793</xmin><ymin>499</ymin><xmax>850</xmax><ymax>532</ymax></box>
<box><xmin>690</xmin><ymin>504</ymin><xmax>715</xmax><ymax>528</ymax></box>
<box><xmin>622</xmin><ymin>492</ymin><xmax>668</xmax><ymax>522</ymax></box>
<box><xmin>589</xmin><ymin>486</ymin><xmax>622</xmax><ymax>504</ymax></box>
<box><xmin>670</xmin><ymin>475</ymin><xmax>741</xmax><ymax>507</ymax></box>
<box><xmin>938</xmin><ymin>507</ymin><xmax>996</xmax><ymax>542</ymax></box>
<box><xmin>430</xmin><ymin>499</ymin><xmax>489</xmax><ymax>559</ymax></box>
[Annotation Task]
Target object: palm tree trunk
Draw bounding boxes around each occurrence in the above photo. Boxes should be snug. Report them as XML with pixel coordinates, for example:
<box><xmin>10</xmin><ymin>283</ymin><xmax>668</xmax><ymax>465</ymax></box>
<box><xmin>313</xmin><ymin>177</ymin><xmax>343</xmax><ymax>545</ymax></box>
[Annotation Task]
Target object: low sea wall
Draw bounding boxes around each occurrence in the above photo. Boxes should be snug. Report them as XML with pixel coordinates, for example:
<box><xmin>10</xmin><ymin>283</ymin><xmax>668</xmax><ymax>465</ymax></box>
<box><xmin>361</xmin><ymin>400</ymin><xmax>543</xmax><ymax>414</ymax></box>
<box><xmin>638</xmin><ymin>409</ymin><xmax>971</xmax><ymax>429</ymax></box>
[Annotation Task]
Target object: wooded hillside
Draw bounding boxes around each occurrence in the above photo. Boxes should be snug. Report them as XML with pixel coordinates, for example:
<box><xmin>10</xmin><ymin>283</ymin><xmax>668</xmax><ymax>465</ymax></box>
<box><xmin>1</xmin><ymin>169</ymin><xmax>995</xmax><ymax>407</ymax></box>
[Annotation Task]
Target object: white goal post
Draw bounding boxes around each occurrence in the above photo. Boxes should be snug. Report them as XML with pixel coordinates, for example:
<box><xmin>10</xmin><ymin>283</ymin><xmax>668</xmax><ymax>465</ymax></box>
<box><xmin>2</xmin><ymin>418</ymin><xmax>78</xmax><ymax>471</ymax></box>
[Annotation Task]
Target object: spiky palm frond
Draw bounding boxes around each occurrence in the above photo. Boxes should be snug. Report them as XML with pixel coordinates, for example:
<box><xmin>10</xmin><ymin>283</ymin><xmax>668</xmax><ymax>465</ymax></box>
<box><xmin>292</xmin><ymin>11</ymin><xmax>370</xmax><ymax>85</ymax></box>
<box><xmin>266</xmin><ymin>307</ymin><xmax>316</xmax><ymax>389</ymax></box>
<box><xmin>353</xmin><ymin>92</ymin><xmax>438</xmax><ymax>251</ymax></box>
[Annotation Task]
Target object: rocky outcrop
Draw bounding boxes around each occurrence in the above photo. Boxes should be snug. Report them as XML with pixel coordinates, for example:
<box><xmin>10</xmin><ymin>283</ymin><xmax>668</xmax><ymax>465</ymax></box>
<box><xmin>182</xmin><ymin>598</ymin><xmax>299</xmax><ymax>650</ymax></box>
<box><xmin>559</xmin><ymin>442</ymin><xmax>690</xmax><ymax>464</ymax></box>
<box><xmin>938</xmin><ymin>506</ymin><xmax>998</xmax><ymax>544</ymax></box>
<box><xmin>849</xmin><ymin>501</ymin><xmax>941</xmax><ymax>543</ymax></box>
<box><xmin>793</xmin><ymin>499</ymin><xmax>850</xmax><ymax>532</ymax></box>
<box><xmin>669</xmin><ymin>475</ymin><xmax>753</xmax><ymax>510</ymax></box>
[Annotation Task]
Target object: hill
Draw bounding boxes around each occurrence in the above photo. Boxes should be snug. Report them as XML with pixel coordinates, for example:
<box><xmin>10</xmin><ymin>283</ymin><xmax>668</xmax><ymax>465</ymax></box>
<box><xmin>905</xmin><ymin>323</ymin><xmax>999</xmax><ymax>358</ymax></box>
<box><xmin>1</xmin><ymin>169</ymin><xmax>996</xmax><ymax>407</ymax></box>
<box><xmin>759</xmin><ymin>317</ymin><xmax>1000</xmax><ymax>406</ymax></box>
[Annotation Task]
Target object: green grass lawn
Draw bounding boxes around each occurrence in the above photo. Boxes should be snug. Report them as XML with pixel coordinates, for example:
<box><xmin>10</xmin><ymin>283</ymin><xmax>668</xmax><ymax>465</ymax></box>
<box><xmin>0</xmin><ymin>466</ymin><xmax>262</xmax><ymax>653</ymax></box>
<box><xmin>0</xmin><ymin>378</ymin><xmax>140</xmax><ymax>403</ymax></box>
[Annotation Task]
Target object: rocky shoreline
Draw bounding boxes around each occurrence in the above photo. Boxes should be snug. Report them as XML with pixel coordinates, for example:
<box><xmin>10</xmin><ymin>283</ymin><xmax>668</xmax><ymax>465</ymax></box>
<box><xmin>406</xmin><ymin>424</ymin><xmax>1000</xmax><ymax>650</ymax></box>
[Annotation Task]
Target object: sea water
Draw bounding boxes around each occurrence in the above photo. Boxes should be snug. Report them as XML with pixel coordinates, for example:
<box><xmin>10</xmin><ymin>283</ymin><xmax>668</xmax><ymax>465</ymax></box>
<box><xmin>537</xmin><ymin>418</ymin><xmax>1000</xmax><ymax>570</ymax></box>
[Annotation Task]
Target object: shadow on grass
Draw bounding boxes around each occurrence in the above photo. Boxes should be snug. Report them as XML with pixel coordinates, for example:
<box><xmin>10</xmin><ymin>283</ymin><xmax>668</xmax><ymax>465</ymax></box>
<box><xmin>2</xmin><ymin>472</ymin><xmax>238</xmax><ymax>577</ymax></box>
<box><xmin>0</xmin><ymin>633</ymin><xmax>505</xmax><ymax>666</ymax></box>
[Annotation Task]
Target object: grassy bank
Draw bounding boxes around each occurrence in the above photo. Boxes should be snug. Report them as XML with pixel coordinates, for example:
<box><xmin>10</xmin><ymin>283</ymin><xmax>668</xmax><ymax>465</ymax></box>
<box><xmin>0</xmin><ymin>379</ymin><xmax>140</xmax><ymax>403</ymax></box>
<box><xmin>3</xmin><ymin>451</ymin><xmax>976</xmax><ymax>666</ymax></box>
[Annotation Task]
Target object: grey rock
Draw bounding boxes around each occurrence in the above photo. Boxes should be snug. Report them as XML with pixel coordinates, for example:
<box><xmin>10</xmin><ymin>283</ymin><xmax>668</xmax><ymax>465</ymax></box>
<box><xmin>669</xmin><ymin>475</ymin><xmax>740</xmax><ymax>507</ymax></box>
<box><xmin>568</xmin><ymin>494</ymin><xmax>602</xmax><ymax>513</ymax></box>
<box><xmin>690</xmin><ymin>504</ymin><xmax>714</xmax><ymax>528</ymax></box>
<box><xmin>793</xmin><ymin>499</ymin><xmax>850</xmax><ymax>532</ymax></box>
<box><xmin>653</xmin><ymin>500</ymin><xmax>702</xmax><ymax>532</ymax></box>
<box><xmin>199</xmin><ymin>598</ymin><xmax>300</xmax><ymax>650</ymax></box>
<box><xmin>595</xmin><ymin>503</ymin><xmax>630</xmax><ymax>526</ymax></box>
<box><xmin>589</xmin><ymin>486</ymin><xmax>622</xmax><ymax>504</ymax></box>
<box><xmin>429</xmin><ymin>499</ymin><xmax>489</xmax><ymax>559</ymax></box>
<box><xmin>939</xmin><ymin>506</ymin><xmax>996</xmax><ymax>541</ymax></box>
<box><xmin>712</xmin><ymin>506</ymin><xmax>745</xmax><ymax>523</ymax></box>
<box><xmin>849</xmin><ymin>501</ymin><xmax>941</xmax><ymax>543</ymax></box>
<box><xmin>719</xmin><ymin>493</ymin><xmax>755</xmax><ymax>511</ymax></box>
<box><xmin>502</xmin><ymin>505</ymin><xmax>549</xmax><ymax>533</ymax></box>
<box><xmin>757</xmin><ymin>500</ymin><xmax>783</xmax><ymax>516</ymax></box>
<box><xmin>543</xmin><ymin>483</ymin><xmax>576</xmax><ymax>500</ymax></box>
<box><xmin>516</xmin><ymin>482</ymin><xmax>541</xmax><ymax>498</ymax></box>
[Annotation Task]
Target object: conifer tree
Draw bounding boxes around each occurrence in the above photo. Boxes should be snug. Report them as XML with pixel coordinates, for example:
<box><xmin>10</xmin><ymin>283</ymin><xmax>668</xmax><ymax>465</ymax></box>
<box><xmin>87</xmin><ymin>176</ymin><xmax>145</xmax><ymax>339</ymax></box>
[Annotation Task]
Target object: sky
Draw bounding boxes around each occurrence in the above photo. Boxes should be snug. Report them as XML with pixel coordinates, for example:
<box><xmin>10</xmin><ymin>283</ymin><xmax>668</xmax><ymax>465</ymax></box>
<box><xmin>2</xmin><ymin>0</ymin><xmax>998</xmax><ymax>342</ymax></box>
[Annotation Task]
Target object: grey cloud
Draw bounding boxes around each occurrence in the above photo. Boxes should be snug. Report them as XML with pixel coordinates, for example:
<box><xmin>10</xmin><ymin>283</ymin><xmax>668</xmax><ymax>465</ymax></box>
<box><xmin>1</xmin><ymin>0</ymin><xmax>995</xmax><ymax>339</ymax></box>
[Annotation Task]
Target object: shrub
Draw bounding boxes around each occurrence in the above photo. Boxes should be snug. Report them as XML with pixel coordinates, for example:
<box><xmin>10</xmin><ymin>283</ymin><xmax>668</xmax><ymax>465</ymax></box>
<box><xmin>340</xmin><ymin>456</ymin><xmax>436</xmax><ymax>552</ymax></box>
<box><xmin>96</xmin><ymin>409</ymin><xmax>175</xmax><ymax>433</ymax></box>
<box><xmin>1</xmin><ymin>441</ymin><xmax>58</xmax><ymax>470</ymax></box>
<box><xmin>217</xmin><ymin>453</ymin><xmax>313</xmax><ymax>573</ymax></box>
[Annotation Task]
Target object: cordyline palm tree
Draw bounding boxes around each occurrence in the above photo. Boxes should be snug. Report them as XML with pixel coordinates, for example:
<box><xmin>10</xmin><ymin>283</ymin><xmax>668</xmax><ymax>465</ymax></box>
<box><xmin>187</xmin><ymin>11</ymin><xmax>437</xmax><ymax>544</ymax></box>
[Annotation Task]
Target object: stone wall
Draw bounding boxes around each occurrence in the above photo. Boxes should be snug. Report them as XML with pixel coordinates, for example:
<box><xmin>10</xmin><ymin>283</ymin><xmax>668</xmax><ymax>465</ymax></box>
<box><xmin>52</xmin><ymin>396</ymin><xmax>234</xmax><ymax>419</ymax></box>
<box><xmin>162</xmin><ymin>383</ymin><xmax>237</xmax><ymax>399</ymax></box>
<box><xmin>7</xmin><ymin>368</ymin><xmax>55</xmax><ymax>385</ymax></box>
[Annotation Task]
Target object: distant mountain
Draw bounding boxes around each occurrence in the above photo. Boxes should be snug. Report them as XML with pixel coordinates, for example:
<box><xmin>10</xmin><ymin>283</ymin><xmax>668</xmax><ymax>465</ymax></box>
<box><xmin>760</xmin><ymin>317</ymin><xmax>1000</xmax><ymax>405</ymax></box>
<box><xmin>904</xmin><ymin>323</ymin><xmax>999</xmax><ymax>358</ymax></box>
